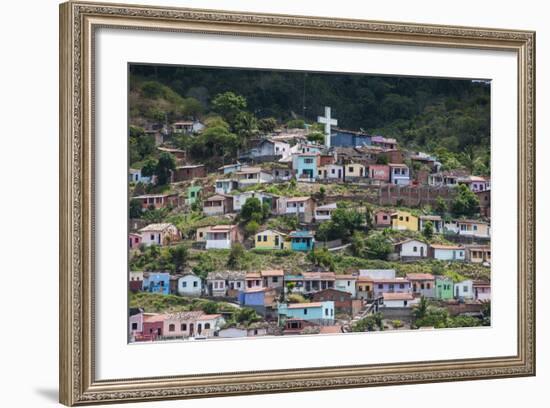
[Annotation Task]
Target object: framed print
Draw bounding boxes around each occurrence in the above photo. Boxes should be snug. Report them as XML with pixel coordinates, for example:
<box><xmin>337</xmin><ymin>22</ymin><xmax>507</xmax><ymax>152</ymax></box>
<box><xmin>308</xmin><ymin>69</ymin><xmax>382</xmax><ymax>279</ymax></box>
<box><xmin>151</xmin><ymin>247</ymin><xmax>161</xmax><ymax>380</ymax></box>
<box><xmin>59</xmin><ymin>1</ymin><xmax>536</xmax><ymax>405</ymax></box>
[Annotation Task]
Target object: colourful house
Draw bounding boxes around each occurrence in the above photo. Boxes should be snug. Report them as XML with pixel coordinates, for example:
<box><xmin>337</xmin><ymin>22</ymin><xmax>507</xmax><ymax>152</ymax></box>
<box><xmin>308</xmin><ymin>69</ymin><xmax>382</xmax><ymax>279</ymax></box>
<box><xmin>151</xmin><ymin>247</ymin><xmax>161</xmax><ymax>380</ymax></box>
<box><xmin>186</xmin><ymin>186</ymin><xmax>202</xmax><ymax>205</ymax></box>
<box><xmin>419</xmin><ymin>215</ymin><xmax>444</xmax><ymax>234</ymax></box>
<box><xmin>473</xmin><ymin>280</ymin><xmax>491</xmax><ymax>301</ymax></box>
<box><xmin>203</xmin><ymin>225</ymin><xmax>242</xmax><ymax>250</ymax></box>
<box><xmin>389</xmin><ymin>163</ymin><xmax>410</xmax><ymax>185</ymax></box>
<box><xmin>278</xmin><ymin>196</ymin><xmax>316</xmax><ymax>223</ymax></box>
<box><xmin>429</xmin><ymin>244</ymin><xmax>466</xmax><ymax>261</ymax></box>
<box><xmin>143</xmin><ymin>272</ymin><xmax>170</xmax><ymax>295</ymax></box>
<box><xmin>289</xmin><ymin>231</ymin><xmax>315</xmax><ymax>251</ymax></box>
<box><xmin>390</xmin><ymin>211</ymin><xmax>419</xmax><ymax>231</ymax></box>
<box><xmin>372</xmin><ymin>277</ymin><xmax>411</xmax><ymax>297</ymax></box>
<box><xmin>293</xmin><ymin>153</ymin><xmax>318</xmax><ymax>181</ymax></box>
<box><xmin>278</xmin><ymin>301</ymin><xmax>335</xmax><ymax>322</ymax></box>
<box><xmin>406</xmin><ymin>273</ymin><xmax>435</xmax><ymax>298</ymax></box>
<box><xmin>254</xmin><ymin>229</ymin><xmax>290</xmax><ymax>250</ymax></box>
<box><xmin>434</xmin><ymin>276</ymin><xmax>454</xmax><ymax>300</ymax></box>
<box><xmin>374</xmin><ymin>209</ymin><xmax>393</xmax><ymax>228</ymax></box>
<box><xmin>466</xmin><ymin>245</ymin><xmax>491</xmax><ymax>264</ymax></box>
<box><xmin>344</xmin><ymin>163</ymin><xmax>365</xmax><ymax>180</ymax></box>
<box><xmin>139</xmin><ymin>223</ymin><xmax>180</xmax><ymax>246</ymax></box>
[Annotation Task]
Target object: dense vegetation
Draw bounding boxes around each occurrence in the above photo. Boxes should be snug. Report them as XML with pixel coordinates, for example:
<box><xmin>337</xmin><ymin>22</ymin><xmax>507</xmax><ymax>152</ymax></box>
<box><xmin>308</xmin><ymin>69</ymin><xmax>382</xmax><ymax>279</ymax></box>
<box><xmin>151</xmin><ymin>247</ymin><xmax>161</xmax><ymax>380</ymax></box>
<box><xmin>129</xmin><ymin>64</ymin><xmax>490</xmax><ymax>172</ymax></box>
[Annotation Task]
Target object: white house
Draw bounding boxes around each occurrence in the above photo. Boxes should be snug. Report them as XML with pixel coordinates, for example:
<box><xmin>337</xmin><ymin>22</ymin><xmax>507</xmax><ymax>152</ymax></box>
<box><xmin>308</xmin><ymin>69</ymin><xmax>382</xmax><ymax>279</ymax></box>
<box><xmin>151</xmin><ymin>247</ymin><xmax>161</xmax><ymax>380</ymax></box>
<box><xmin>251</xmin><ymin>139</ymin><xmax>291</xmax><ymax>159</ymax></box>
<box><xmin>381</xmin><ymin>292</ymin><xmax>419</xmax><ymax>308</ymax></box>
<box><xmin>334</xmin><ymin>275</ymin><xmax>357</xmax><ymax>297</ymax></box>
<box><xmin>429</xmin><ymin>244</ymin><xmax>466</xmax><ymax>261</ymax></box>
<box><xmin>129</xmin><ymin>168</ymin><xmax>152</xmax><ymax>184</ymax></box>
<box><xmin>139</xmin><ymin>223</ymin><xmax>180</xmax><ymax>246</ymax></box>
<box><xmin>317</xmin><ymin>164</ymin><xmax>344</xmax><ymax>180</ymax></box>
<box><xmin>177</xmin><ymin>274</ymin><xmax>202</xmax><ymax>297</ymax></box>
<box><xmin>458</xmin><ymin>175</ymin><xmax>491</xmax><ymax>192</ymax></box>
<box><xmin>215</xmin><ymin>179</ymin><xmax>239</xmax><ymax>194</ymax></box>
<box><xmin>204</xmin><ymin>225</ymin><xmax>241</xmax><ymax>250</ymax></box>
<box><xmin>234</xmin><ymin>167</ymin><xmax>274</xmax><ymax>187</ymax></box>
<box><xmin>314</xmin><ymin>203</ymin><xmax>337</xmax><ymax>221</ymax></box>
<box><xmin>394</xmin><ymin>239</ymin><xmax>428</xmax><ymax>258</ymax></box>
<box><xmin>389</xmin><ymin>163</ymin><xmax>410</xmax><ymax>185</ymax></box>
<box><xmin>454</xmin><ymin>279</ymin><xmax>474</xmax><ymax>300</ymax></box>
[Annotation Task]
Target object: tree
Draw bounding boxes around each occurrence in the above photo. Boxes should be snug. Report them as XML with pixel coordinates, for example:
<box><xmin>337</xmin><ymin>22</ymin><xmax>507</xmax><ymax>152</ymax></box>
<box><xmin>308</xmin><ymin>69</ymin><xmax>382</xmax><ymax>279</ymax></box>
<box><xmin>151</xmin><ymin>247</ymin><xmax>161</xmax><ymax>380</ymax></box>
<box><xmin>350</xmin><ymin>231</ymin><xmax>366</xmax><ymax>257</ymax></box>
<box><xmin>451</xmin><ymin>184</ymin><xmax>480</xmax><ymax>217</ymax></box>
<box><xmin>190</xmin><ymin>125</ymin><xmax>239</xmax><ymax>163</ymax></box>
<box><xmin>365</xmin><ymin>232</ymin><xmax>393</xmax><ymax>260</ymax></box>
<box><xmin>435</xmin><ymin>196</ymin><xmax>447</xmax><ymax>214</ymax></box>
<box><xmin>244</xmin><ymin>220</ymin><xmax>260</xmax><ymax>237</ymax></box>
<box><xmin>331</xmin><ymin>207</ymin><xmax>364</xmax><ymax>239</ymax></box>
<box><xmin>365</xmin><ymin>205</ymin><xmax>374</xmax><ymax>230</ymax></box>
<box><xmin>258</xmin><ymin>117</ymin><xmax>277</xmax><ymax>133</ymax></box>
<box><xmin>201</xmin><ymin>301</ymin><xmax>219</xmax><ymax>315</ymax></box>
<box><xmin>233</xmin><ymin>111</ymin><xmax>258</xmax><ymax>142</ymax></box>
<box><xmin>232</xmin><ymin>307</ymin><xmax>261</xmax><ymax>325</ymax></box>
<box><xmin>183</xmin><ymin>97</ymin><xmax>203</xmax><ymax>119</ymax></box>
<box><xmin>227</xmin><ymin>243</ymin><xmax>245</xmax><ymax>269</ymax></box>
<box><xmin>307</xmin><ymin>132</ymin><xmax>325</xmax><ymax>144</ymax></box>
<box><xmin>240</xmin><ymin>197</ymin><xmax>264</xmax><ymax>223</ymax></box>
<box><xmin>140</xmin><ymin>159</ymin><xmax>157</xmax><ymax>178</ymax></box>
<box><xmin>286</xmin><ymin>119</ymin><xmax>305</xmax><ymax>129</ymax></box>
<box><xmin>129</xmin><ymin>125</ymin><xmax>155</xmax><ymax>164</ymax></box>
<box><xmin>422</xmin><ymin>220</ymin><xmax>434</xmax><ymax>240</ymax></box>
<box><xmin>413</xmin><ymin>296</ymin><xmax>429</xmax><ymax>320</ymax></box>
<box><xmin>129</xmin><ymin>199</ymin><xmax>143</xmax><ymax>219</ymax></box>
<box><xmin>155</xmin><ymin>152</ymin><xmax>176</xmax><ymax>185</ymax></box>
<box><xmin>376</xmin><ymin>155</ymin><xmax>389</xmax><ymax>165</ymax></box>
<box><xmin>169</xmin><ymin>245</ymin><xmax>188</xmax><ymax>272</ymax></box>
<box><xmin>351</xmin><ymin>312</ymin><xmax>383</xmax><ymax>332</ymax></box>
<box><xmin>211</xmin><ymin>91</ymin><xmax>247</xmax><ymax>124</ymax></box>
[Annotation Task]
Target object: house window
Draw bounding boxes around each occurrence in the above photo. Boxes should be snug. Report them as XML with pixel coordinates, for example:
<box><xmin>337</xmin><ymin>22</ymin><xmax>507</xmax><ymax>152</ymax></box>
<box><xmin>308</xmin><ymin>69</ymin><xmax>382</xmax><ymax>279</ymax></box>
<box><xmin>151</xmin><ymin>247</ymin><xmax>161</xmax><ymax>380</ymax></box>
<box><xmin>331</xmin><ymin>169</ymin><xmax>335</xmax><ymax>174</ymax></box>
<box><xmin>399</xmin><ymin>284</ymin><xmax>404</xmax><ymax>289</ymax></box>
<box><xmin>169</xmin><ymin>324</ymin><xmax>175</xmax><ymax>332</ymax></box>
<box><xmin>413</xmin><ymin>246</ymin><xmax>418</xmax><ymax>252</ymax></box>
<box><xmin>399</xmin><ymin>216</ymin><xmax>403</xmax><ymax>221</ymax></box>
<box><xmin>406</xmin><ymin>216</ymin><xmax>409</xmax><ymax>222</ymax></box>
<box><xmin>181</xmin><ymin>324</ymin><xmax>187</xmax><ymax>331</ymax></box>
<box><xmin>325</xmin><ymin>309</ymin><xmax>329</xmax><ymax>316</ymax></box>
<box><xmin>383</xmin><ymin>215</ymin><xmax>388</xmax><ymax>220</ymax></box>
<box><xmin>263</xmin><ymin>235</ymin><xmax>267</xmax><ymax>242</ymax></box>
<box><xmin>150</xmin><ymin>234</ymin><xmax>154</xmax><ymax>240</ymax></box>
<box><xmin>257</xmin><ymin>235</ymin><xmax>262</xmax><ymax>242</ymax></box>
<box><xmin>421</xmin><ymin>283</ymin><xmax>425</xmax><ymax>290</ymax></box>
<box><xmin>378</xmin><ymin>284</ymin><xmax>383</xmax><ymax>289</ymax></box>
<box><xmin>214</xmin><ymin>282</ymin><xmax>218</xmax><ymax>289</ymax></box>
<box><xmin>304</xmin><ymin>158</ymin><xmax>313</xmax><ymax>164</ymax></box>
<box><xmin>303</xmin><ymin>309</ymin><xmax>308</xmax><ymax>315</ymax></box>
<box><xmin>463</xmin><ymin>286</ymin><xmax>469</xmax><ymax>292</ymax></box>
<box><xmin>131</xmin><ymin>322</ymin><xmax>138</xmax><ymax>330</ymax></box>
<box><xmin>272</xmin><ymin>276</ymin><xmax>279</xmax><ymax>283</ymax></box>
<box><xmin>349</xmin><ymin>167</ymin><xmax>353</xmax><ymax>173</ymax></box>
<box><xmin>205</xmin><ymin>323</ymin><xmax>211</xmax><ymax>329</ymax></box>
<box><xmin>193</xmin><ymin>281</ymin><xmax>198</xmax><ymax>287</ymax></box>
<box><xmin>182</xmin><ymin>282</ymin><xmax>187</xmax><ymax>288</ymax></box>
<box><xmin>426</xmin><ymin>283</ymin><xmax>431</xmax><ymax>289</ymax></box>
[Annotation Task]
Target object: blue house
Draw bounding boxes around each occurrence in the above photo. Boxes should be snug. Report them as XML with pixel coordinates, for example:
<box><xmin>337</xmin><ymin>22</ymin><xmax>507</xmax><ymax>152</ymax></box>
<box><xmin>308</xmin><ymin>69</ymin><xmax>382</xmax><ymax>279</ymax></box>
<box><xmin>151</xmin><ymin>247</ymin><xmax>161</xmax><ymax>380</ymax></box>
<box><xmin>278</xmin><ymin>301</ymin><xmax>335</xmax><ymax>322</ymax></box>
<box><xmin>331</xmin><ymin>129</ymin><xmax>371</xmax><ymax>147</ymax></box>
<box><xmin>143</xmin><ymin>272</ymin><xmax>170</xmax><ymax>295</ymax></box>
<box><xmin>292</xmin><ymin>153</ymin><xmax>318</xmax><ymax>181</ymax></box>
<box><xmin>238</xmin><ymin>287</ymin><xmax>277</xmax><ymax>318</ymax></box>
<box><xmin>290</xmin><ymin>231</ymin><xmax>315</xmax><ymax>251</ymax></box>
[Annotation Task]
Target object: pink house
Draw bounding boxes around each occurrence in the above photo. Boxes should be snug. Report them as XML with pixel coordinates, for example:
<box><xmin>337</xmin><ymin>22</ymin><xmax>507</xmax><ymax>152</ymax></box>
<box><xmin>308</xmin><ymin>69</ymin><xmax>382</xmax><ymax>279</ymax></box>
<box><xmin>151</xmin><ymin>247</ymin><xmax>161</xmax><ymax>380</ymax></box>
<box><xmin>129</xmin><ymin>233</ymin><xmax>142</xmax><ymax>249</ymax></box>
<box><xmin>368</xmin><ymin>164</ymin><xmax>390</xmax><ymax>182</ymax></box>
<box><xmin>473</xmin><ymin>281</ymin><xmax>491</xmax><ymax>301</ymax></box>
<box><xmin>374</xmin><ymin>209</ymin><xmax>393</xmax><ymax>227</ymax></box>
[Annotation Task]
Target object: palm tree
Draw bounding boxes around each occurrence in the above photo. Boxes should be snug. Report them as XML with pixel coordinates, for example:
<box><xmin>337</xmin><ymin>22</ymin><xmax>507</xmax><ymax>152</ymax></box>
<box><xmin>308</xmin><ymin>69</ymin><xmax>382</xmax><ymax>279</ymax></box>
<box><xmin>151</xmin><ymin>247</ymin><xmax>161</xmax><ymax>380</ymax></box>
<box><xmin>413</xmin><ymin>296</ymin><xmax>429</xmax><ymax>320</ymax></box>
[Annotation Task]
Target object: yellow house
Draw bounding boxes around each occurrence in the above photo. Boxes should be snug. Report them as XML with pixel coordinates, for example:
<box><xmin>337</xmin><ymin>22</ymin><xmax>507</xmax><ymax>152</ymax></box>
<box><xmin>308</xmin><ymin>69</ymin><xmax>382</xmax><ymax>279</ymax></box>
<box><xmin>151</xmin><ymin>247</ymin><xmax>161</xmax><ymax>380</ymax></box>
<box><xmin>254</xmin><ymin>229</ymin><xmax>290</xmax><ymax>250</ymax></box>
<box><xmin>391</xmin><ymin>210</ymin><xmax>419</xmax><ymax>231</ymax></box>
<box><xmin>345</xmin><ymin>163</ymin><xmax>365</xmax><ymax>179</ymax></box>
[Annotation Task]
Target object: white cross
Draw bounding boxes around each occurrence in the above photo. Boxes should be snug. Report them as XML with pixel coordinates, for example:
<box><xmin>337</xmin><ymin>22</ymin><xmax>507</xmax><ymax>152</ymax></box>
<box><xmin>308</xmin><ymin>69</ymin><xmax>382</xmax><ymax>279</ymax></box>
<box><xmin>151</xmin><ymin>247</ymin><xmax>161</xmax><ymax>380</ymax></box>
<box><xmin>317</xmin><ymin>106</ymin><xmax>337</xmax><ymax>148</ymax></box>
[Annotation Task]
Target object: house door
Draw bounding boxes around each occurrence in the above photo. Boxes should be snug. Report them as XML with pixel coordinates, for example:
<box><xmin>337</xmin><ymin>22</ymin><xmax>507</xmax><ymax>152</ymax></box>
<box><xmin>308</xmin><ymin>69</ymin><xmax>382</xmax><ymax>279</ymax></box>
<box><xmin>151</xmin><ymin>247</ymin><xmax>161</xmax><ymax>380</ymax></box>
<box><xmin>189</xmin><ymin>323</ymin><xmax>194</xmax><ymax>336</ymax></box>
<box><xmin>420</xmin><ymin>247</ymin><xmax>424</xmax><ymax>257</ymax></box>
<box><xmin>338</xmin><ymin>169</ymin><xmax>342</xmax><ymax>178</ymax></box>
<box><xmin>413</xmin><ymin>283</ymin><xmax>417</xmax><ymax>292</ymax></box>
<box><xmin>324</xmin><ymin>170</ymin><xmax>327</xmax><ymax>178</ymax></box>
<box><xmin>197</xmin><ymin>323</ymin><xmax>202</xmax><ymax>335</ymax></box>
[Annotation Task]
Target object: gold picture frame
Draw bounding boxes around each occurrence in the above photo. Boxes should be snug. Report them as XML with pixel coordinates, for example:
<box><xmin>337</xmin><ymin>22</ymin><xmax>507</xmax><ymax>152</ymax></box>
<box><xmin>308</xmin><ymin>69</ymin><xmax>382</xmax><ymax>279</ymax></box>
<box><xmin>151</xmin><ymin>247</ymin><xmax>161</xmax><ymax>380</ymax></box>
<box><xmin>59</xmin><ymin>1</ymin><xmax>536</xmax><ymax>405</ymax></box>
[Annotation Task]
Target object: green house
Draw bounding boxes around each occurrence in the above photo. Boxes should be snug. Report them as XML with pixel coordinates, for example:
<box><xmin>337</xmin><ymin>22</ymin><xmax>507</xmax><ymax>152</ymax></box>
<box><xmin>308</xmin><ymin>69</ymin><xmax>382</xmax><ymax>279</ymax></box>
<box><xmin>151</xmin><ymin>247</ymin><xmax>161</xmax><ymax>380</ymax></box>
<box><xmin>435</xmin><ymin>276</ymin><xmax>454</xmax><ymax>300</ymax></box>
<box><xmin>187</xmin><ymin>186</ymin><xmax>202</xmax><ymax>205</ymax></box>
